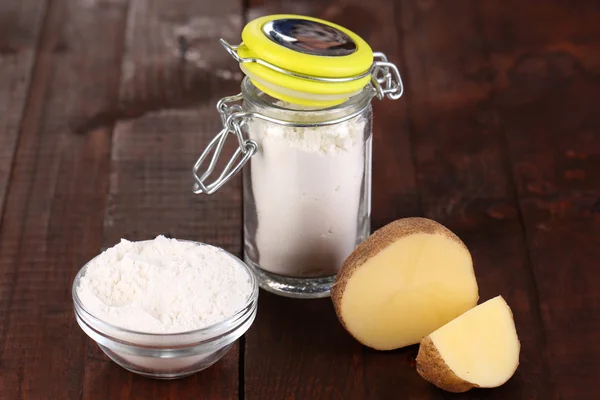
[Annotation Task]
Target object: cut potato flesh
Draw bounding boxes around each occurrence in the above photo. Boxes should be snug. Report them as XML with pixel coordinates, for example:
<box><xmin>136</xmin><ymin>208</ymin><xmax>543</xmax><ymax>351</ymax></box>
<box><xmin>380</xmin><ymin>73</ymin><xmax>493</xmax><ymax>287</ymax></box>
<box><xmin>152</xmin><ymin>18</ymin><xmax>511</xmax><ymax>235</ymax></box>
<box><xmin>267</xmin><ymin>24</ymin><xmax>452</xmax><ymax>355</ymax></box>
<box><xmin>332</xmin><ymin>218</ymin><xmax>478</xmax><ymax>350</ymax></box>
<box><xmin>417</xmin><ymin>296</ymin><xmax>520</xmax><ymax>392</ymax></box>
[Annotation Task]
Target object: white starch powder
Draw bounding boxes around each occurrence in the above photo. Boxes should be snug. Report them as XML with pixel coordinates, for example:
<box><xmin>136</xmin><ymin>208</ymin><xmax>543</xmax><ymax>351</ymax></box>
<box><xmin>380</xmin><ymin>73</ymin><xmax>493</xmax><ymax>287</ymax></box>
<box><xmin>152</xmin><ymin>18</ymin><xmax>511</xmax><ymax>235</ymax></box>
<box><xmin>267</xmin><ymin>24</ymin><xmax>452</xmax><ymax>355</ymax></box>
<box><xmin>247</xmin><ymin>111</ymin><xmax>368</xmax><ymax>278</ymax></box>
<box><xmin>77</xmin><ymin>235</ymin><xmax>252</xmax><ymax>333</ymax></box>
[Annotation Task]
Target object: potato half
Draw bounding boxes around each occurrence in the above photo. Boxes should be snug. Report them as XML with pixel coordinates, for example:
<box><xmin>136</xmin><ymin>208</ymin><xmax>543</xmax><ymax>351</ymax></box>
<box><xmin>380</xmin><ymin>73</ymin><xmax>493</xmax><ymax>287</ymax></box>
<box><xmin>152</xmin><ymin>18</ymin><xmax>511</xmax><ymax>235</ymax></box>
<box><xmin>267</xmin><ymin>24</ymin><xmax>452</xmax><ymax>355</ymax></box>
<box><xmin>331</xmin><ymin>217</ymin><xmax>479</xmax><ymax>350</ymax></box>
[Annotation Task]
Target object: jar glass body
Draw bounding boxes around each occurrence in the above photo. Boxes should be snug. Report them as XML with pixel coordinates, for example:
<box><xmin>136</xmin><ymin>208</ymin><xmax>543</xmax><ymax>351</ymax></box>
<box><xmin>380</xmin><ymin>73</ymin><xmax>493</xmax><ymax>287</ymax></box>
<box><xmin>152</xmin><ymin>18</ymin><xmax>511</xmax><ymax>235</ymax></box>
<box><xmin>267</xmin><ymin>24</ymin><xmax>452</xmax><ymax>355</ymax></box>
<box><xmin>241</xmin><ymin>78</ymin><xmax>373</xmax><ymax>298</ymax></box>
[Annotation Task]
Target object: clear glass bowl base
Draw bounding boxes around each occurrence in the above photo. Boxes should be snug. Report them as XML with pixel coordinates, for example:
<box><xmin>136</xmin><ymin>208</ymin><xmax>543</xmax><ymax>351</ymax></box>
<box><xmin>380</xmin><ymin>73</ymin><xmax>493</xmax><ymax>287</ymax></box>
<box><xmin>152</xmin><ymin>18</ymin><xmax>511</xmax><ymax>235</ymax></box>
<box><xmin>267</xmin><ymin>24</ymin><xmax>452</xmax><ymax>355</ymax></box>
<box><xmin>245</xmin><ymin>254</ymin><xmax>336</xmax><ymax>299</ymax></box>
<box><xmin>98</xmin><ymin>343</ymin><xmax>233</xmax><ymax>380</ymax></box>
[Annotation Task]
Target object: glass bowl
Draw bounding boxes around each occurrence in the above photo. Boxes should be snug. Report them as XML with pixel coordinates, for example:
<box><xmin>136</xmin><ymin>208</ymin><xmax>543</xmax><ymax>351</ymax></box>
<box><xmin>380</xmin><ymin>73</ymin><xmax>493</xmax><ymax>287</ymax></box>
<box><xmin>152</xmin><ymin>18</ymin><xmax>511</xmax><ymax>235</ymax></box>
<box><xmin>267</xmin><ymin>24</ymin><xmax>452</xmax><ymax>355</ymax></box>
<box><xmin>72</xmin><ymin>241</ymin><xmax>259</xmax><ymax>379</ymax></box>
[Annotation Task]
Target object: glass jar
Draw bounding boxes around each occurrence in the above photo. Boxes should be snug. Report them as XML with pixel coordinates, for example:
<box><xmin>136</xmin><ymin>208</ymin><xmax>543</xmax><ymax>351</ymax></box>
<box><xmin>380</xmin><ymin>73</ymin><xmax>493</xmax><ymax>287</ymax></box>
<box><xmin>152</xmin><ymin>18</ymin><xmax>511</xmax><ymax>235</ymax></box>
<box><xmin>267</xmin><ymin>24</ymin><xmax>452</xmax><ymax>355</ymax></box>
<box><xmin>241</xmin><ymin>78</ymin><xmax>373</xmax><ymax>297</ymax></box>
<box><xmin>192</xmin><ymin>14</ymin><xmax>403</xmax><ymax>298</ymax></box>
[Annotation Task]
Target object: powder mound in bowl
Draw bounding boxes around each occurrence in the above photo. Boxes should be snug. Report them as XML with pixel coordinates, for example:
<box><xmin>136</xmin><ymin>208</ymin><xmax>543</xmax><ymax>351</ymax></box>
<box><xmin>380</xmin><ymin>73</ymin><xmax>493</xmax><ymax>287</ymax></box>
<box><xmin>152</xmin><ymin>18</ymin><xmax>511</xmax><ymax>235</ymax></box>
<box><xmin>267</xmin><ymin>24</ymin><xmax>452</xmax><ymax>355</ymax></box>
<box><xmin>76</xmin><ymin>236</ymin><xmax>253</xmax><ymax>334</ymax></box>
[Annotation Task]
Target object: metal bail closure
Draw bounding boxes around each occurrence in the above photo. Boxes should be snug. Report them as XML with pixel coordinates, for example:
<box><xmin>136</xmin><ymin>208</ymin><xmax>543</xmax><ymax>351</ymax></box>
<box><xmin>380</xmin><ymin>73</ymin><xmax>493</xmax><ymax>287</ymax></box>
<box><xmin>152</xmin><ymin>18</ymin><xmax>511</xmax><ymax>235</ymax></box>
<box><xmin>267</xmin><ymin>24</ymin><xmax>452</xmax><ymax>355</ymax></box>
<box><xmin>218</xmin><ymin>39</ymin><xmax>403</xmax><ymax>103</ymax></box>
<box><xmin>192</xmin><ymin>94</ymin><xmax>257</xmax><ymax>195</ymax></box>
<box><xmin>371</xmin><ymin>52</ymin><xmax>404</xmax><ymax>100</ymax></box>
<box><xmin>193</xmin><ymin>14</ymin><xmax>405</xmax><ymax>195</ymax></box>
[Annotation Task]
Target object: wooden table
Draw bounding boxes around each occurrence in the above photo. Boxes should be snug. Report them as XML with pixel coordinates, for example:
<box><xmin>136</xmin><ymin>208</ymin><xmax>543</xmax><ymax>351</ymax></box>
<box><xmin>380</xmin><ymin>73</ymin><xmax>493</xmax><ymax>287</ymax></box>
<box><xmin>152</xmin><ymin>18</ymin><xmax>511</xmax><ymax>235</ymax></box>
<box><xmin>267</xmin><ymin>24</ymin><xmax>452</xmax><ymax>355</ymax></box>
<box><xmin>1</xmin><ymin>0</ymin><xmax>599</xmax><ymax>398</ymax></box>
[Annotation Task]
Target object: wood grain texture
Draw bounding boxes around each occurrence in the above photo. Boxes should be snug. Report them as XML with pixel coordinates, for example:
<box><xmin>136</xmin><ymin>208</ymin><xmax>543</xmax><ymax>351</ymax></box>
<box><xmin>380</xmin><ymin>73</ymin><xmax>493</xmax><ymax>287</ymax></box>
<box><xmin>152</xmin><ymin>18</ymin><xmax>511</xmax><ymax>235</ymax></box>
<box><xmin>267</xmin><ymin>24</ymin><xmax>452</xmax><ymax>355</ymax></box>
<box><xmin>480</xmin><ymin>2</ymin><xmax>600</xmax><ymax>398</ymax></box>
<box><xmin>82</xmin><ymin>0</ymin><xmax>244</xmax><ymax>398</ymax></box>
<box><xmin>0</xmin><ymin>0</ymin><xmax>597</xmax><ymax>398</ymax></box>
<box><xmin>0</xmin><ymin>0</ymin><xmax>47</xmax><ymax>224</ymax></box>
<box><xmin>243</xmin><ymin>1</ymin><xmax>420</xmax><ymax>400</ymax></box>
<box><xmin>0</xmin><ymin>0</ymin><xmax>128</xmax><ymax>398</ymax></box>
<box><xmin>396</xmin><ymin>0</ymin><xmax>557</xmax><ymax>398</ymax></box>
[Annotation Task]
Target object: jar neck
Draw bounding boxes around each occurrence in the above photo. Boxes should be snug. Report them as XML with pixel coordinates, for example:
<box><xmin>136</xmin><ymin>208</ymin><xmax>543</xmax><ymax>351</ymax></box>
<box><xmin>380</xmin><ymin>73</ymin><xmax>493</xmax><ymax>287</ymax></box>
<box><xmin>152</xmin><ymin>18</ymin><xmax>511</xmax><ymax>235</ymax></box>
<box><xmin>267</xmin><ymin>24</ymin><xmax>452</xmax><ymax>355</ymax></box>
<box><xmin>241</xmin><ymin>77</ymin><xmax>374</xmax><ymax>124</ymax></box>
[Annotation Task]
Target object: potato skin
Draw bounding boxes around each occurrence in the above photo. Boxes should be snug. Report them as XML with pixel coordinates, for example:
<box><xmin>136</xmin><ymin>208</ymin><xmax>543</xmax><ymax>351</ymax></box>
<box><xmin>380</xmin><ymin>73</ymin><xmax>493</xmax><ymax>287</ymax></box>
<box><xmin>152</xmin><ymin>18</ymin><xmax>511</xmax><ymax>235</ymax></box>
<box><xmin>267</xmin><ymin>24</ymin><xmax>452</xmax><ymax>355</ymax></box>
<box><xmin>331</xmin><ymin>217</ymin><xmax>470</xmax><ymax>339</ymax></box>
<box><xmin>416</xmin><ymin>336</ymin><xmax>476</xmax><ymax>393</ymax></box>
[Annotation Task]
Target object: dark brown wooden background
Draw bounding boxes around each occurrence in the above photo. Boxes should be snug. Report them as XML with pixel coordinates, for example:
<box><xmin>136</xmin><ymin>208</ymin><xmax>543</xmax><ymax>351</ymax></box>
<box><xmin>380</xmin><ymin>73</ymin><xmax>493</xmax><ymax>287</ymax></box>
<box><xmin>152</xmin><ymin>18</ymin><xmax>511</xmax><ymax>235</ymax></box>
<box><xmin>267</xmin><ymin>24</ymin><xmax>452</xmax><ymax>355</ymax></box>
<box><xmin>0</xmin><ymin>0</ymin><xmax>599</xmax><ymax>399</ymax></box>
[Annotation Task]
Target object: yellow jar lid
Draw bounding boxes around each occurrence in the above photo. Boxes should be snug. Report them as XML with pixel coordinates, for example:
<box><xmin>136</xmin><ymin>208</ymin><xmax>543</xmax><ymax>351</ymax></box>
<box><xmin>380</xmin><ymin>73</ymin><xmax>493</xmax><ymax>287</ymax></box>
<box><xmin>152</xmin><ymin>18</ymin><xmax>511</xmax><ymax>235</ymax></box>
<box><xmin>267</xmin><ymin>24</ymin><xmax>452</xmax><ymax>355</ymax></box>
<box><xmin>230</xmin><ymin>14</ymin><xmax>375</xmax><ymax>107</ymax></box>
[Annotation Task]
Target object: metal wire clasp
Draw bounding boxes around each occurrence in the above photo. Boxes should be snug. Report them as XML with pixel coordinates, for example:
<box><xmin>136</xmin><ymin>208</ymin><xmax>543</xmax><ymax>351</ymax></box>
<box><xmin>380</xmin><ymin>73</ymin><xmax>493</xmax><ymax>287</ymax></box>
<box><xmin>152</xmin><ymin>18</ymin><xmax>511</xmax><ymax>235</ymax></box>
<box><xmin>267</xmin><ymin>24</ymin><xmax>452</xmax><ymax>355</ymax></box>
<box><xmin>193</xmin><ymin>44</ymin><xmax>404</xmax><ymax>195</ymax></box>
<box><xmin>371</xmin><ymin>52</ymin><xmax>404</xmax><ymax>100</ymax></box>
<box><xmin>219</xmin><ymin>39</ymin><xmax>372</xmax><ymax>83</ymax></box>
<box><xmin>220</xmin><ymin>39</ymin><xmax>404</xmax><ymax>98</ymax></box>
<box><xmin>192</xmin><ymin>94</ymin><xmax>257</xmax><ymax>195</ymax></box>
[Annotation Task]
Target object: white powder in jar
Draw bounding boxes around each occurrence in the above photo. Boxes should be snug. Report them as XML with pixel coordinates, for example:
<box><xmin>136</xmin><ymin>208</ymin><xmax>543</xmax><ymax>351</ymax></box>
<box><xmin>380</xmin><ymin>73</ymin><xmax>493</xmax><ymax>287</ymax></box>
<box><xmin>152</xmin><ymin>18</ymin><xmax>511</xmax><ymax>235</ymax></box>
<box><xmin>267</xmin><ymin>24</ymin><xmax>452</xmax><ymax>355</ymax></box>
<box><xmin>77</xmin><ymin>235</ymin><xmax>252</xmax><ymax>333</ymax></box>
<box><xmin>247</xmin><ymin>110</ymin><xmax>368</xmax><ymax>278</ymax></box>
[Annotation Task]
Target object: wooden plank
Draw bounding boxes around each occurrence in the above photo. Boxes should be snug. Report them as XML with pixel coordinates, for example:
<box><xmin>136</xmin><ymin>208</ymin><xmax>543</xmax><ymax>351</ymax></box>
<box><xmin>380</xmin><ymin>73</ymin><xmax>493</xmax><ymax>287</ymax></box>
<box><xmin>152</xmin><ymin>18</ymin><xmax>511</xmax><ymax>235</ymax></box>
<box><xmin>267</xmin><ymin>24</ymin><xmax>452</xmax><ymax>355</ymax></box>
<box><xmin>323</xmin><ymin>2</ymin><xmax>426</xmax><ymax>399</ymax></box>
<box><xmin>0</xmin><ymin>0</ymin><xmax>128</xmax><ymax>398</ymax></box>
<box><xmin>0</xmin><ymin>0</ymin><xmax>47</xmax><ymax>223</ymax></box>
<box><xmin>480</xmin><ymin>2</ymin><xmax>600</xmax><ymax>398</ymax></box>
<box><xmin>395</xmin><ymin>1</ymin><xmax>556</xmax><ymax>398</ymax></box>
<box><xmin>243</xmin><ymin>1</ymin><xmax>420</xmax><ymax>400</ymax></box>
<box><xmin>245</xmin><ymin>293</ymin><xmax>365</xmax><ymax>399</ymax></box>
<box><xmin>82</xmin><ymin>0</ymin><xmax>244</xmax><ymax>398</ymax></box>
